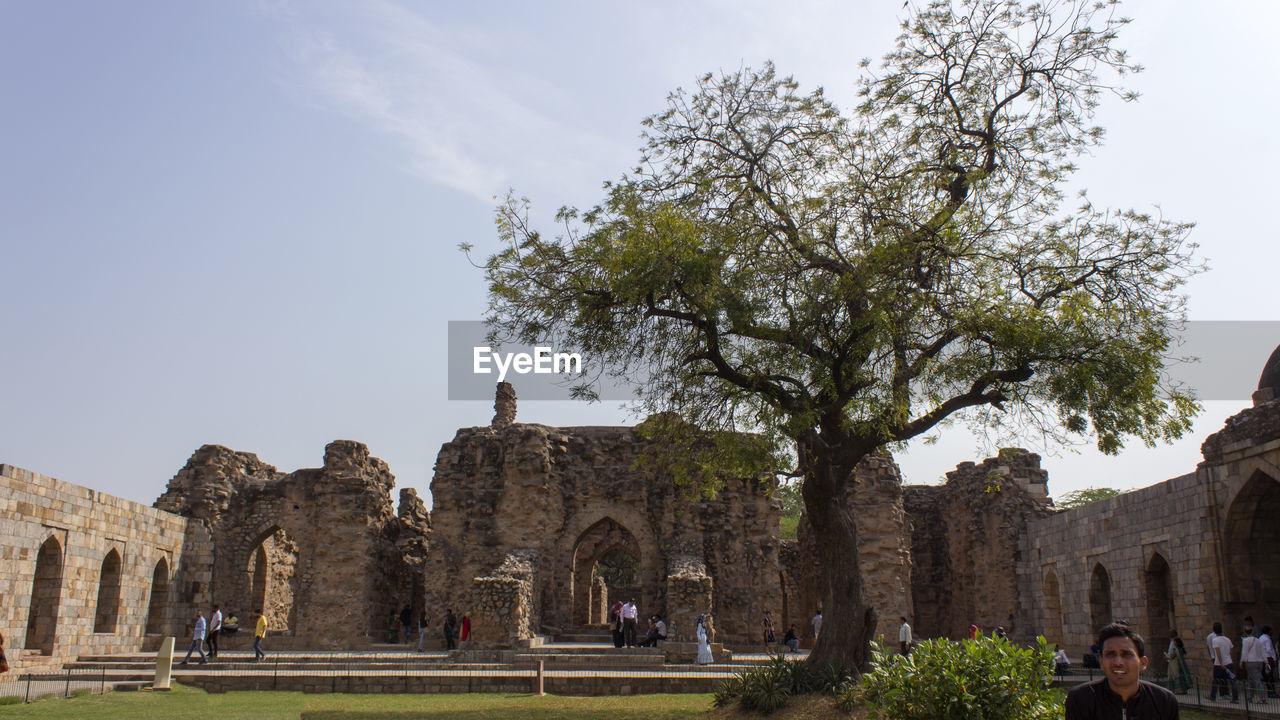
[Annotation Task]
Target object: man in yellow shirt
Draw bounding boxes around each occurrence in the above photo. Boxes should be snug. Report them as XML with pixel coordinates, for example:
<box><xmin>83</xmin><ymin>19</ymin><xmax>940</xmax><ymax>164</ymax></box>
<box><xmin>253</xmin><ymin>609</ymin><xmax>267</xmax><ymax>662</ymax></box>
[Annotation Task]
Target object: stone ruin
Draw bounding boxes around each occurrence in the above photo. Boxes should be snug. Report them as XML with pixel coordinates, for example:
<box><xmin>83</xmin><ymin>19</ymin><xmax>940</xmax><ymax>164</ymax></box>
<box><xmin>3</xmin><ymin>348</ymin><xmax>1280</xmax><ymax>670</ymax></box>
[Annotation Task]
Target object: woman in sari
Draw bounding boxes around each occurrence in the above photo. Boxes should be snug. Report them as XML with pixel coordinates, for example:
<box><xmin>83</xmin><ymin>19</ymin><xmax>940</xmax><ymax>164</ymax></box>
<box><xmin>1165</xmin><ymin>629</ymin><xmax>1192</xmax><ymax>694</ymax></box>
<box><xmin>696</xmin><ymin>615</ymin><xmax>714</xmax><ymax>665</ymax></box>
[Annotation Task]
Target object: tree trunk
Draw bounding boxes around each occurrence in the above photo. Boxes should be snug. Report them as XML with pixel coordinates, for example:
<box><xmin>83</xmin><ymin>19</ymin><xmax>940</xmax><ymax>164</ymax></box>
<box><xmin>800</xmin><ymin>436</ymin><xmax>876</xmax><ymax>674</ymax></box>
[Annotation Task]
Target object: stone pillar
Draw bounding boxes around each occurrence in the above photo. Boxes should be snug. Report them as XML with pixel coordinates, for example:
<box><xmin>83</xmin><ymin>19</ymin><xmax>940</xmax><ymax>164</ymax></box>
<box><xmin>471</xmin><ymin>575</ymin><xmax>532</xmax><ymax>648</ymax></box>
<box><xmin>666</xmin><ymin>573</ymin><xmax>714</xmax><ymax>643</ymax></box>
<box><xmin>591</xmin><ymin>576</ymin><xmax>608</xmax><ymax>625</ymax></box>
<box><xmin>492</xmin><ymin>382</ymin><xmax>517</xmax><ymax>428</ymax></box>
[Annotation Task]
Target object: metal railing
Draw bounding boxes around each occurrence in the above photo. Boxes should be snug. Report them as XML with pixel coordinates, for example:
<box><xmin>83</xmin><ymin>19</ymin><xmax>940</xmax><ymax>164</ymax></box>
<box><xmin>0</xmin><ymin>668</ymin><xmax>108</xmax><ymax>704</ymax></box>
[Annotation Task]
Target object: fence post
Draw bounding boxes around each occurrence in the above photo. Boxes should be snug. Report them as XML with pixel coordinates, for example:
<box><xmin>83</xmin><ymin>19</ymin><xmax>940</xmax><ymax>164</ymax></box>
<box><xmin>24</xmin><ymin>674</ymin><xmax>31</xmax><ymax>704</ymax></box>
<box><xmin>537</xmin><ymin>660</ymin><xmax>545</xmax><ymax>696</ymax></box>
<box><xmin>272</xmin><ymin>654</ymin><xmax>279</xmax><ymax>691</ymax></box>
<box><xmin>64</xmin><ymin>668</ymin><xmax>71</xmax><ymax>698</ymax></box>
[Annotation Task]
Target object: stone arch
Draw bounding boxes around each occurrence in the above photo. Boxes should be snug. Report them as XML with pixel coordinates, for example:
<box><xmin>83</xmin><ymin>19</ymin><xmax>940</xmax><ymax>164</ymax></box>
<box><xmin>93</xmin><ymin>548</ymin><xmax>123</xmax><ymax>633</ymax></box>
<box><xmin>570</xmin><ymin>517</ymin><xmax>639</xmax><ymax>626</ymax></box>
<box><xmin>1089</xmin><ymin>562</ymin><xmax>1113</xmax><ymax>634</ymax></box>
<box><xmin>1042</xmin><ymin>568</ymin><xmax>1064</xmax><ymax>648</ymax></box>
<box><xmin>24</xmin><ymin>535</ymin><xmax>64</xmax><ymax>656</ymax></box>
<box><xmin>1222</xmin><ymin>470</ymin><xmax>1280</xmax><ymax>630</ymax></box>
<box><xmin>1144</xmin><ymin>551</ymin><xmax>1174</xmax><ymax>674</ymax></box>
<box><xmin>245</xmin><ymin>525</ymin><xmax>301</xmax><ymax>634</ymax></box>
<box><xmin>145</xmin><ymin>557</ymin><xmax>170</xmax><ymax>635</ymax></box>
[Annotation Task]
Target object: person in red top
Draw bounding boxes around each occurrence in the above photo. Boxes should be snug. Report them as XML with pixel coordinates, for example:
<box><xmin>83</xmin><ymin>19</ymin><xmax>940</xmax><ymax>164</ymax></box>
<box><xmin>1065</xmin><ymin>623</ymin><xmax>1179</xmax><ymax>719</ymax></box>
<box><xmin>460</xmin><ymin>612</ymin><xmax>472</xmax><ymax>647</ymax></box>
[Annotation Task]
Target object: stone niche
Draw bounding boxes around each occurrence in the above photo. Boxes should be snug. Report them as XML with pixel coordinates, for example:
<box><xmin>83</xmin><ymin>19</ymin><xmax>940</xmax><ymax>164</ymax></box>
<box><xmin>154</xmin><ymin>440</ymin><xmax>429</xmax><ymax>649</ymax></box>
<box><xmin>422</xmin><ymin>397</ymin><xmax>782</xmax><ymax>647</ymax></box>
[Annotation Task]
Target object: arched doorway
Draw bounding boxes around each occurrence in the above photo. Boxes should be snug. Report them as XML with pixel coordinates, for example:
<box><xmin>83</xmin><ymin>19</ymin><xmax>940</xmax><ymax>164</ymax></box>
<box><xmin>247</xmin><ymin>527</ymin><xmax>301</xmax><ymax>634</ymax></box>
<box><xmin>145</xmin><ymin>558</ymin><xmax>170</xmax><ymax>635</ymax></box>
<box><xmin>25</xmin><ymin>536</ymin><xmax>64</xmax><ymax>656</ymax></box>
<box><xmin>93</xmin><ymin>549</ymin><xmax>123</xmax><ymax>633</ymax></box>
<box><xmin>1043</xmin><ymin>569</ymin><xmax>1064</xmax><ymax>648</ymax></box>
<box><xmin>1144</xmin><ymin>552</ymin><xmax>1174</xmax><ymax>674</ymax></box>
<box><xmin>570</xmin><ymin>518</ymin><xmax>640</xmax><ymax>626</ymax></box>
<box><xmin>1222</xmin><ymin>472</ymin><xmax>1280</xmax><ymax>630</ymax></box>
<box><xmin>1089</xmin><ymin>562</ymin><xmax>1112</xmax><ymax>635</ymax></box>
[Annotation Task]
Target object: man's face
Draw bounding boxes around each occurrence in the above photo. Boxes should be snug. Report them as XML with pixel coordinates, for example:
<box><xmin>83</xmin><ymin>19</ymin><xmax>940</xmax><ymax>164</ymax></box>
<box><xmin>1102</xmin><ymin>636</ymin><xmax>1148</xmax><ymax>692</ymax></box>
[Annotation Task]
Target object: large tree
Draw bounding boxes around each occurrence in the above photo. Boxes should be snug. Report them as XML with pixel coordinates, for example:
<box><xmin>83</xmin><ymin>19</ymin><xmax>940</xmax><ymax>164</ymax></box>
<box><xmin>474</xmin><ymin>0</ymin><xmax>1199</xmax><ymax>671</ymax></box>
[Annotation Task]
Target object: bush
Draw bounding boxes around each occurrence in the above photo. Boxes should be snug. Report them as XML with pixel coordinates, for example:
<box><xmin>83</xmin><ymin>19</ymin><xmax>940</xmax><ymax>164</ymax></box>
<box><xmin>859</xmin><ymin>634</ymin><xmax>1059</xmax><ymax>720</ymax></box>
<box><xmin>715</xmin><ymin>655</ymin><xmax>826</xmax><ymax>714</ymax></box>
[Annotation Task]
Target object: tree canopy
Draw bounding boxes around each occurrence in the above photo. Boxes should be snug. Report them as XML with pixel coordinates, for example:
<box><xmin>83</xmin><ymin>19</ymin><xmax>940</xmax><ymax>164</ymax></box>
<box><xmin>474</xmin><ymin>0</ymin><xmax>1200</xmax><ymax>671</ymax></box>
<box><xmin>1057</xmin><ymin>486</ymin><xmax>1122</xmax><ymax>508</ymax></box>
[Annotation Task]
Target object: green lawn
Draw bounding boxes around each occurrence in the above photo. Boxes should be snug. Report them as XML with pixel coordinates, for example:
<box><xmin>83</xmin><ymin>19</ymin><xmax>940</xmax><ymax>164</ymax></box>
<box><xmin>0</xmin><ymin>683</ymin><xmax>714</xmax><ymax>719</ymax></box>
<box><xmin>0</xmin><ymin>683</ymin><xmax>1243</xmax><ymax>719</ymax></box>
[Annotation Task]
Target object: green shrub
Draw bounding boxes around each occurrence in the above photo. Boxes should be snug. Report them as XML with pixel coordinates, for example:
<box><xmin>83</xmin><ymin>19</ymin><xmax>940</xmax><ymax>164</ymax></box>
<box><xmin>818</xmin><ymin>662</ymin><xmax>852</xmax><ymax>695</ymax></box>
<box><xmin>859</xmin><ymin>634</ymin><xmax>1059</xmax><ymax>720</ymax></box>
<box><xmin>0</xmin><ymin>696</ymin><xmax>22</xmax><ymax>706</ymax></box>
<box><xmin>716</xmin><ymin>654</ymin><xmax>825</xmax><ymax>714</ymax></box>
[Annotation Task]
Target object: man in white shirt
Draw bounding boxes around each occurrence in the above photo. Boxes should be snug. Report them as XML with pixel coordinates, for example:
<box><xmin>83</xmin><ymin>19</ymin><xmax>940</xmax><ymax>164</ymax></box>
<box><xmin>1209</xmin><ymin>621</ymin><xmax>1239</xmax><ymax>703</ymax></box>
<box><xmin>1261</xmin><ymin>625</ymin><xmax>1278</xmax><ymax>699</ymax></box>
<box><xmin>206</xmin><ymin>605</ymin><xmax>223</xmax><ymax>659</ymax></box>
<box><xmin>812</xmin><ymin>610</ymin><xmax>823</xmax><ymax>643</ymax></box>
<box><xmin>899</xmin><ymin>616</ymin><xmax>912</xmax><ymax>656</ymax></box>
<box><xmin>621</xmin><ymin>600</ymin><xmax>638</xmax><ymax>647</ymax></box>
<box><xmin>180</xmin><ymin>610</ymin><xmax>208</xmax><ymax>665</ymax></box>
<box><xmin>1243</xmin><ymin>629</ymin><xmax>1267</xmax><ymax>703</ymax></box>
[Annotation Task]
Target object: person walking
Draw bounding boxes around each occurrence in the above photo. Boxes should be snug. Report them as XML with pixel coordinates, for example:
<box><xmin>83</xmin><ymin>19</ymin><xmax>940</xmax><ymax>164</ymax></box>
<box><xmin>695</xmin><ymin>615</ymin><xmax>713</xmax><ymax>665</ymax></box>
<box><xmin>1262</xmin><ymin>625</ymin><xmax>1278</xmax><ymax>699</ymax></box>
<box><xmin>206</xmin><ymin>605</ymin><xmax>223</xmax><ymax>659</ymax></box>
<box><xmin>442</xmin><ymin>609</ymin><xmax>457</xmax><ymax>650</ymax></box>
<box><xmin>899</xmin><ymin>616</ymin><xmax>913</xmax><ymax>656</ymax></box>
<box><xmin>1243</xmin><ymin>628</ymin><xmax>1266</xmax><ymax>704</ymax></box>
<box><xmin>812</xmin><ymin>610</ymin><xmax>823</xmax><ymax>643</ymax></box>
<box><xmin>253</xmin><ymin>609</ymin><xmax>267</xmax><ymax>662</ymax></box>
<box><xmin>1164</xmin><ymin>630</ymin><xmax>1192</xmax><ymax>694</ymax></box>
<box><xmin>180</xmin><ymin>610</ymin><xmax>208</xmax><ymax>665</ymax></box>
<box><xmin>763</xmin><ymin>611</ymin><xmax>776</xmax><ymax>653</ymax></box>
<box><xmin>416</xmin><ymin>609</ymin><xmax>427</xmax><ymax>652</ymax></box>
<box><xmin>1208</xmin><ymin>621</ymin><xmax>1239</xmax><ymax>703</ymax></box>
<box><xmin>460</xmin><ymin>612</ymin><xmax>472</xmax><ymax>649</ymax></box>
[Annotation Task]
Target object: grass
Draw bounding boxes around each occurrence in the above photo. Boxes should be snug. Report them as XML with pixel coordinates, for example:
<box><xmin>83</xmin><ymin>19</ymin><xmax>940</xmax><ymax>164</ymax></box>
<box><xmin>0</xmin><ymin>683</ymin><xmax>1244</xmax><ymax>719</ymax></box>
<box><xmin>0</xmin><ymin>683</ymin><xmax>714</xmax><ymax>719</ymax></box>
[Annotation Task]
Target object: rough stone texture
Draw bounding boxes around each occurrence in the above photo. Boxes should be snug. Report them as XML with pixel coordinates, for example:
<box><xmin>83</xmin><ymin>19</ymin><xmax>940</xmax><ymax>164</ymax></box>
<box><xmin>152</xmin><ymin>440</ymin><xmax>428</xmax><ymax>649</ymax></box>
<box><xmin>492</xmin><ymin>381</ymin><xmax>517</xmax><ymax>428</ymax></box>
<box><xmin>423</xmin><ymin>416</ymin><xmax>782</xmax><ymax>647</ymax></box>
<box><xmin>0</xmin><ymin>464</ymin><xmax>209</xmax><ymax>671</ymax></box>
<box><xmin>905</xmin><ymin>449</ymin><xmax>1054</xmax><ymax>644</ymax></box>
<box><xmin>786</xmin><ymin>453</ymin><xmax>915</xmax><ymax>645</ymax></box>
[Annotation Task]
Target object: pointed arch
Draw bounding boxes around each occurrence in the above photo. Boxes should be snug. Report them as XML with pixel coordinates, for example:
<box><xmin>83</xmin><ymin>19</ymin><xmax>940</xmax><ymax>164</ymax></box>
<box><xmin>1089</xmin><ymin>562</ymin><xmax>1113</xmax><ymax>634</ymax></box>
<box><xmin>1144</xmin><ymin>552</ymin><xmax>1174</xmax><ymax>674</ymax></box>
<box><xmin>25</xmin><ymin>535</ymin><xmax>64</xmax><ymax>656</ymax></box>
<box><xmin>93</xmin><ymin>548</ymin><xmax>123</xmax><ymax>633</ymax></box>
<box><xmin>1042</xmin><ymin>568</ymin><xmax>1064</xmax><ymax>648</ymax></box>
<box><xmin>246</xmin><ymin>526</ymin><xmax>300</xmax><ymax>633</ymax></box>
<box><xmin>145</xmin><ymin>557</ymin><xmax>170</xmax><ymax>635</ymax></box>
<box><xmin>1222</xmin><ymin>470</ymin><xmax>1280</xmax><ymax>628</ymax></box>
<box><xmin>570</xmin><ymin>517</ymin><xmax>639</xmax><ymax>626</ymax></box>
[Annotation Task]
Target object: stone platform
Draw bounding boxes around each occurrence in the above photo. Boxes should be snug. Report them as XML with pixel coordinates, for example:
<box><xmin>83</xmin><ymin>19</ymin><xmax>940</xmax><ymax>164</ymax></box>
<box><xmin>64</xmin><ymin>643</ymin><xmax>784</xmax><ymax>696</ymax></box>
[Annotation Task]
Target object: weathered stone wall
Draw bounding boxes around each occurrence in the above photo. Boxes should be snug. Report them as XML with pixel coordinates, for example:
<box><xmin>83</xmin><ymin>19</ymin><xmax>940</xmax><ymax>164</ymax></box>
<box><xmin>905</xmin><ymin>449</ymin><xmax>1054</xmax><ymax>644</ymax></box>
<box><xmin>1021</xmin><ymin>399</ymin><xmax>1280</xmax><ymax>671</ymax></box>
<box><xmin>154</xmin><ymin>440</ymin><xmax>428</xmax><ymax>649</ymax></box>
<box><xmin>0</xmin><ymin>464</ymin><xmax>209</xmax><ymax>670</ymax></box>
<box><xmin>425</xmin><ymin>419</ymin><xmax>781</xmax><ymax>647</ymax></box>
<box><xmin>787</xmin><ymin>454</ymin><xmax>914</xmax><ymax>645</ymax></box>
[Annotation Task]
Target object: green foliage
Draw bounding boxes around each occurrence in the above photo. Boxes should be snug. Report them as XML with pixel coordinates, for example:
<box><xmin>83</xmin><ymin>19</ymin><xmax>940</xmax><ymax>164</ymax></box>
<box><xmin>818</xmin><ymin>662</ymin><xmax>853</xmax><ymax>695</ymax></box>
<box><xmin>716</xmin><ymin>655</ymin><xmax>834</xmax><ymax>714</ymax></box>
<box><xmin>476</xmin><ymin>0</ymin><xmax>1202</xmax><ymax>670</ymax></box>
<box><xmin>0</xmin><ymin>696</ymin><xmax>22</xmax><ymax>706</ymax></box>
<box><xmin>859</xmin><ymin>635</ymin><xmax>1059</xmax><ymax>720</ymax></box>
<box><xmin>779</xmin><ymin>515</ymin><xmax>799</xmax><ymax>540</ymax></box>
<box><xmin>1057</xmin><ymin>486</ymin><xmax>1121</xmax><ymax>508</ymax></box>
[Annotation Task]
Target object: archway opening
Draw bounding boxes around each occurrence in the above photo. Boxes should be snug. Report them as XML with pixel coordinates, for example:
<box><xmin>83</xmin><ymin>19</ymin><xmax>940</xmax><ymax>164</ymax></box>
<box><xmin>570</xmin><ymin>517</ymin><xmax>640</xmax><ymax>627</ymax></box>
<box><xmin>246</xmin><ymin>527</ymin><xmax>301</xmax><ymax>634</ymax></box>
<box><xmin>1223</xmin><ymin>472</ymin><xmax>1280</xmax><ymax>631</ymax></box>
<box><xmin>25</xmin><ymin>536</ymin><xmax>64</xmax><ymax>656</ymax></box>
<box><xmin>1089</xmin><ymin>563</ymin><xmax>1112</xmax><ymax>635</ymax></box>
<box><xmin>1043</xmin><ymin>569</ymin><xmax>1064</xmax><ymax>648</ymax></box>
<box><xmin>93</xmin><ymin>549</ymin><xmax>123</xmax><ymax>633</ymax></box>
<box><xmin>1144</xmin><ymin>552</ymin><xmax>1174</xmax><ymax>674</ymax></box>
<box><xmin>145</xmin><ymin>558</ymin><xmax>170</xmax><ymax>635</ymax></box>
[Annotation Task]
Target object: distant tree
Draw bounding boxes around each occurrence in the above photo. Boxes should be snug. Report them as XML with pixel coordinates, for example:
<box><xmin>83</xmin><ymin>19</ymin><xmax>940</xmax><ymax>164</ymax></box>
<box><xmin>474</xmin><ymin>0</ymin><xmax>1199</xmax><ymax>672</ymax></box>
<box><xmin>1057</xmin><ymin>487</ymin><xmax>1122</xmax><ymax>508</ymax></box>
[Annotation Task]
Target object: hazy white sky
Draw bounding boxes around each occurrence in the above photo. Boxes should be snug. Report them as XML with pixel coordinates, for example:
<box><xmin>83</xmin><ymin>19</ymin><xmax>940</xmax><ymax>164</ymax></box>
<box><xmin>2</xmin><ymin>0</ymin><xmax>1276</xmax><ymax>508</ymax></box>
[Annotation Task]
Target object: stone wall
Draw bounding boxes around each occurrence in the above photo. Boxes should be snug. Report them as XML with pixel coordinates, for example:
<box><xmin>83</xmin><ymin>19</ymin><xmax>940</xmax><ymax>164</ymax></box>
<box><xmin>424</xmin><ymin>418</ymin><xmax>781</xmax><ymax>647</ymax></box>
<box><xmin>787</xmin><ymin>453</ymin><xmax>914</xmax><ymax>645</ymax></box>
<box><xmin>905</xmin><ymin>449</ymin><xmax>1054</xmax><ymax>644</ymax></box>
<box><xmin>0</xmin><ymin>464</ymin><xmax>209</xmax><ymax>670</ymax></box>
<box><xmin>153</xmin><ymin>440</ymin><xmax>428</xmax><ymax>649</ymax></box>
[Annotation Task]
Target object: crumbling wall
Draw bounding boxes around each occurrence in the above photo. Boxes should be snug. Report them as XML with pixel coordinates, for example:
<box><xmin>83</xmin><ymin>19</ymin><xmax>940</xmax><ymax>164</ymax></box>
<box><xmin>905</xmin><ymin>449</ymin><xmax>1054</xmax><ymax>643</ymax></box>
<box><xmin>154</xmin><ymin>440</ymin><xmax>428</xmax><ymax>649</ymax></box>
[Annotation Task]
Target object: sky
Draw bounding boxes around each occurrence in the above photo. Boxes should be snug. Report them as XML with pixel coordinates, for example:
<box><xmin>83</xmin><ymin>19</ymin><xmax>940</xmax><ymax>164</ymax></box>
<box><xmin>2</xmin><ymin>0</ymin><xmax>1277</xmax><ymax>510</ymax></box>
